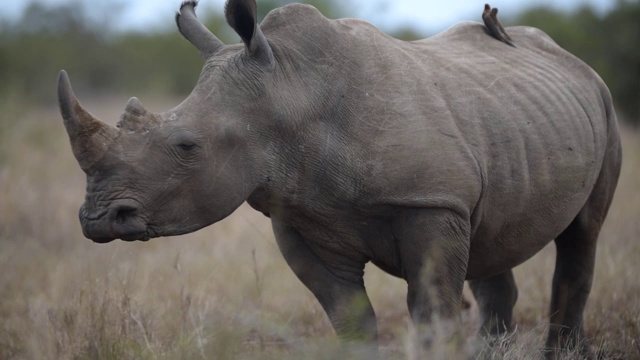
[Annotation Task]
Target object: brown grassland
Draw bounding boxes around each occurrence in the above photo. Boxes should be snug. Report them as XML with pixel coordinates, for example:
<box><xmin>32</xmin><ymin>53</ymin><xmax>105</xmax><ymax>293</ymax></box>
<box><xmin>0</xmin><ymin>95</ymin><xmax>638</xmax><ymax>359</ymax></box>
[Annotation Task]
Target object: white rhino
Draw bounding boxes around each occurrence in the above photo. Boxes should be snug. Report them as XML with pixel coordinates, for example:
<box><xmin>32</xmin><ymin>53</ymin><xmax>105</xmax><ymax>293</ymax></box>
<box><xmin>57</xmin><ymin>0</ymin><xmax>621</xmax><ymax>357</ymax></box>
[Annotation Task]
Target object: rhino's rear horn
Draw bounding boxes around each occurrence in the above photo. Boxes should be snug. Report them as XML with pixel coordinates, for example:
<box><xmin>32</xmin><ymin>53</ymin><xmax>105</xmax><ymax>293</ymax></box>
<box><xmin>57</xmin><ymin>70</ymin><xmax>119</xmax><ymax>173</ymax></box>
<box><xmin>117</xmin><ymin>97</ymin><xmax>161</xmax><ymax>132</ymax></box>
<box><xmin>176</xmin><ymin>1</ymin><xmax>225</xmax><ymax>59</ymax></box>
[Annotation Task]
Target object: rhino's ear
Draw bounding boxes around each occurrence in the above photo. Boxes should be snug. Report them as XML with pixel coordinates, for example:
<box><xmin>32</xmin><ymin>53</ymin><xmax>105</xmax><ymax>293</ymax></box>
<box><xmin>225</xmin><ymin>0</ymin><xmax>274</xmax><ymax>66</ymax></box>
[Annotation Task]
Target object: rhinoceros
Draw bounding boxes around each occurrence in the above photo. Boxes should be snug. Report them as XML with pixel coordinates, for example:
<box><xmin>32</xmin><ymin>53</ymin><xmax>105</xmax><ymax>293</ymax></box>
<box><xmin>57</xmin><ymin>0</ymin><xmax>621</xmax><ymax>356</ymax></box>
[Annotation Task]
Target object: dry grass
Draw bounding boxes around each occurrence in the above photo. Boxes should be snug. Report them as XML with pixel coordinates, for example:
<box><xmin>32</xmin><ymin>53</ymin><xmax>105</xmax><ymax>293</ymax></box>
<box><xmin>1</xmin><ymin>96</ymin><xmax>638</xmax><ymax>359</ymax></box>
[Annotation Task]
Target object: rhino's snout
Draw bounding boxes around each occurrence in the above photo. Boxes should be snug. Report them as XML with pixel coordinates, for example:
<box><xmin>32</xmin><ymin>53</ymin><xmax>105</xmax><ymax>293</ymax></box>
<box><xmin>79</xmin><ymin>202</ymin><xmax>148</xmax><ymax>243</ymax></box>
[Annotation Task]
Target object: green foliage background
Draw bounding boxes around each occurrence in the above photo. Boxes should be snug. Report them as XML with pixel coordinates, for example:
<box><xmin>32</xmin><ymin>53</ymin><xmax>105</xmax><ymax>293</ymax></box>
<box><xmin>0</xmin><ymin>0</ymin><xmax>638</xmax><ymax>122</ymax></box>
<box><xmin>514</xmin><ymin>0</ymin><xmax>640</xmax><ymax>122</ymax></box>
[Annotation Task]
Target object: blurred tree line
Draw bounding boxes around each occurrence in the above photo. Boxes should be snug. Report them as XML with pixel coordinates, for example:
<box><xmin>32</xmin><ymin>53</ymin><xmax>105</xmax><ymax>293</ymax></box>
<box><xmin>0</xmin><ymin>0</ymin><xmax>345</xmax><ymax>103</ymax></box>
<box><xmin>514</xmin><ymin>0</ymin><xmax>639</xmax><ymax>122</ymax></box>
<box><xmin>0</xmin><ymin>0</ymin><xmax>638</xmax><ymax>122</ymax></box>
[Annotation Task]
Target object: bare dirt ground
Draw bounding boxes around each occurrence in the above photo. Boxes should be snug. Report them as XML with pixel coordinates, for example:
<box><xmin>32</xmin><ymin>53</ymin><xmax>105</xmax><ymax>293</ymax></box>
<box><xmin>1</xmin><ymin>96</ymin><xmax>638</xmax><ymax>359</ymax></box>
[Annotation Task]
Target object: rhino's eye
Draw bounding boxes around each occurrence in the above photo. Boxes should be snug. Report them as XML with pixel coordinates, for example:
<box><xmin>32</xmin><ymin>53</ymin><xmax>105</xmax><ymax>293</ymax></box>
<box><xmin>169</xmin><ymin>131</ymin><xmax>199</xmax><ymax>154</ymax></box>
<box><xmin>177</xmin><ymin>142</ymin><xmax>197</xmax><ymax>151</ymax></box>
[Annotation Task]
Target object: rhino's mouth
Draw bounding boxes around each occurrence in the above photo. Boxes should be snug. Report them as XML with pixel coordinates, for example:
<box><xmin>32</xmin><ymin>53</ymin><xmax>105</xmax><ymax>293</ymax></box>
<box><xmin>79</xmin><ymin>203</ymin><xmax>151</xmax><ymax>243</ymax></box>
<box><xmin>83</xmin><ymin>226</ymin><xmax>150</xmax><ymax>244</ymax></box>
<box><xmin>90</xmin><ymin>232</ymin><xmax>150</xmax><ymax>244</ymax></box>
<box><xmin>90</xmin><ymin>236</ymin><xmax>141</xmax><ymax>243</ymax></box>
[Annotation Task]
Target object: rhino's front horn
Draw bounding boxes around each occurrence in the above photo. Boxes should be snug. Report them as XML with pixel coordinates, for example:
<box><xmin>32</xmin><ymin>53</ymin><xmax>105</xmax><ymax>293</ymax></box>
<box><xmin>57</xmin><ymin>70</ymin><xmax>119</xmax><ymax>173</ymax></box>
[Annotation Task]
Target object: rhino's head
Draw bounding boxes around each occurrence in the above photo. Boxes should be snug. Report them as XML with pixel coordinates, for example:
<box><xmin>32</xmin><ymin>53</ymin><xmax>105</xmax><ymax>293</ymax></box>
<box><xmin>58</xmin><ymin>0</ymin><xmax>277</xmax><ymax>243</ymax></box>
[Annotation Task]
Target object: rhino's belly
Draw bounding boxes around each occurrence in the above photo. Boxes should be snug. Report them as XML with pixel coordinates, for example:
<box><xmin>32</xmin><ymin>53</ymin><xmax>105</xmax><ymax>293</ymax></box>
<box><xmin>465</xmin><ymin>166</ymin><xmax>599</xmax><ymax>279</ymax></box>
<box><xmin>466</xmin><ymin>218</ymin><xmax>565</xmax><ymax>280</ymax></box>
<box><xmin>463</xmin><ymin>102</ymin><xmax>607</xmax><ymax>278</ymax></box>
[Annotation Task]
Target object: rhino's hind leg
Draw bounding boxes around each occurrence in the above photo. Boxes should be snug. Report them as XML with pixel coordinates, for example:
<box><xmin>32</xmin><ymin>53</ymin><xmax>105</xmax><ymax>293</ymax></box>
<box><xmin>547</xmin><ymin>213</ymin><xmax>599</xmax><ymax>359</ymax></box>
<box><xmin>469</xmin><ymin>270</ymin><xmax>518</xmax><ymax>338</ymax></box>
<box><xmin>546</xmin><ymin>133</ymin><xmax>621</xmax><ymax>359</ymax></box>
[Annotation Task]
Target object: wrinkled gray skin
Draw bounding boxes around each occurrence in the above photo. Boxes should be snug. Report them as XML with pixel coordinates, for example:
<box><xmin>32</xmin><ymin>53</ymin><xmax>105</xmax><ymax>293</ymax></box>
<box><xmin>58</xmin><ymin>0</ymin><xmax>621</xmax><ymax>357</ymax></box>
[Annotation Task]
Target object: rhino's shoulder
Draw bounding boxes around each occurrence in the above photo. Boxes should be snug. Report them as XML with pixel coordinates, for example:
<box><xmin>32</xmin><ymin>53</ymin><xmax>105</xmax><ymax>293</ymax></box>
<box><xmin>261</xmin><ymin>4</ymin><xmax>394</xmax><ymax>44</ymax></box>
<box><xmin>261</xmin><ymin>3</ymin><xmax>328</xmax><ymax>33</ymax></box>
<box><xmin>261</xmin><ymin>4</ymin><xmax>391</xmax><ymax>58</ymax></box>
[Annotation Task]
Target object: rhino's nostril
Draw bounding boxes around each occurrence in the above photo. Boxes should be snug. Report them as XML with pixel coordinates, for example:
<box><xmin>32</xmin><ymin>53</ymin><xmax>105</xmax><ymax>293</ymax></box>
<box><xmin>114</xmin><ymin>205</ymin><xmax>138</xmax><ymax>224</ymax></box>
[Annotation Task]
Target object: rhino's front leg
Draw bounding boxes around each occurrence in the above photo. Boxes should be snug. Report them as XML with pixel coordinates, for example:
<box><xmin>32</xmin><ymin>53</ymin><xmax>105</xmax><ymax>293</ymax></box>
<box><xmin>393</xmin><ymin>208</ymin><xmax>470</xmax><ymax>341</ymax></box>
<box><xmin>271</xmin><ymin>218</ymin><xmax>377</xmax><ymax>343</ymax></box>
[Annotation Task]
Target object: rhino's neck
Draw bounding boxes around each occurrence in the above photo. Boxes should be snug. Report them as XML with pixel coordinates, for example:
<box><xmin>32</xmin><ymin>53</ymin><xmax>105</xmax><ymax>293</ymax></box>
<box><xmin>245</xmin><ymin>74</ymin><xmax>362</xmax><ymax>219</ymax></box>
<box><xmin>243</xmin><ymin>17</ymin><xmax>372</xmax><ymax>217</ymax></box>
